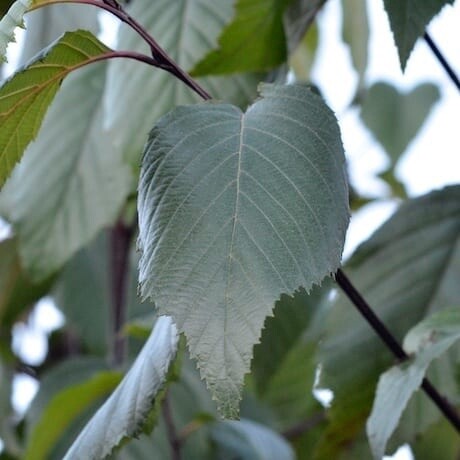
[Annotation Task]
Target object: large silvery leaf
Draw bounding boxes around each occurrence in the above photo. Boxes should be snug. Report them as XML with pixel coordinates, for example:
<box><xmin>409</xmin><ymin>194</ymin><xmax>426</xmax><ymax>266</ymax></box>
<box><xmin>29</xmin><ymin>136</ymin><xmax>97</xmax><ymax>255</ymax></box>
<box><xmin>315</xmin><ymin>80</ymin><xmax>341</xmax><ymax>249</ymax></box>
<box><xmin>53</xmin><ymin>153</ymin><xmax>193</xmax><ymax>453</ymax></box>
<box><xmin>315</xmin><ymin>186</ymin><xmax>460</xmax><ymax>459</ymax></box>
<box><xmin>1</xmin><ymin>62</ymin><xmax>131</xmax><ymax>280</ymax></box>
<box><xmin>0</xmin><ymin>30</ymin><xmax>111</xmax><ymax>187</ymax></box>
<box><xmin>64</xmin><ymin>316</ymin><xmax>179</xmax><ymax>460</ymax></box>
<box><xmin>367</xmin><ymin>309</ymin><xmax>460</xmax><ymax>460</ymax></box>
<box><xmin>103</xmin><ymin>0</ymin><xmax>261</xmax><ymax>166</ymax></box>
<box><xmin>383</xmin><ymin>0</ymin><xmax>454</xmax><ymax>70</ymax></box>
<box><xmin>138</xmin><ymin>83</ymin><xmax>349</xmax><ymax>417</ymax></box>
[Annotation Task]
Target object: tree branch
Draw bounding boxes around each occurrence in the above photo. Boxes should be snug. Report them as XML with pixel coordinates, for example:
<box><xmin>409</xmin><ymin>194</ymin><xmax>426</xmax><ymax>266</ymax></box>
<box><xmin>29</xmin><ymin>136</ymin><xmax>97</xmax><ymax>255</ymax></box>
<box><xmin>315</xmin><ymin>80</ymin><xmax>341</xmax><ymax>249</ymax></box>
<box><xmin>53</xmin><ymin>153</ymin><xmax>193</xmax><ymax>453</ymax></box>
<box><xmin>335</xmin><ymin>268</ymin><xmax>460</xmax><ymax>432</ymax></box>
<box><xmin>162</xmin><ymin>393</ymin><xmax>182</xmax><ymax>460</ymax></box>
<box><xmin>109</xmin><ymin>218</ymin><xmax>135</xmax><ymax>366</ymax></box>
<box><xmin>424</xmin><ymin>32</ymin><xmax>460</xmax><ymax>92</ymax></box>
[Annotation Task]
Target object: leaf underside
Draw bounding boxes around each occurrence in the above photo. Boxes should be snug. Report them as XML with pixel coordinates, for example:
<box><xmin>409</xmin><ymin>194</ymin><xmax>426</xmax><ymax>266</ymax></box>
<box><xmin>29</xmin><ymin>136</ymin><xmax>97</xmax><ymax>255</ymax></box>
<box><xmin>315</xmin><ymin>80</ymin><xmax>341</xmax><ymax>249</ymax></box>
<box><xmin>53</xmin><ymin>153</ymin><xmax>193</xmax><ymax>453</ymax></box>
<box><xmin>138</xmin><ymin>83</ymin><xmax>349</xmax><ymax>417</ymax></box>
<box><xmin>64</xmin><ymin>317</ymin><xmax>179</xmax><ymax>460</ymax></box>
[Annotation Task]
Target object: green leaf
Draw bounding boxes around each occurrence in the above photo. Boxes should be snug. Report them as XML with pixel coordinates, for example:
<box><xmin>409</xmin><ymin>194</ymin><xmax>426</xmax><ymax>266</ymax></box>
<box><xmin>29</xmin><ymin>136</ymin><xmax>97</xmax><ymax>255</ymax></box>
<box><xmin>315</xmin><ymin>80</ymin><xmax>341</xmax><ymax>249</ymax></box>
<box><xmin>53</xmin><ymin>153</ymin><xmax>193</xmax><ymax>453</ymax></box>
<box><xmin>64</xmin><ymin>316</ymin><xmax>179</xmax><ymax>460</ymax></box>
<box><xmin>0</xmin><ymin>237</ymin><xmax>53</xmax><ymax>328</ymax></box>
<box><xmin>24</xmin><ymin>371</ymin><xmax>122</xmax><ymax>460</ymax></box>
<box><xmin>191</xmin><ymin>0</ymin><xmax>290</xmax><ymax>76</ymax></box>
<box><xmin>382</xmin><ymin>0</ymin><xmax>454</xmax><ymax>70</ymax></box>
<box><xmin>138</xmin><ymin>83</ymin><xmax>349</xmax><ymax>417</ymax></box>
<box><xmin>315</xmin><ymin>186</ymin><xmax>460</xmax><ymax>458</ymax></box>
<box><xmin>1</xmin><ymin>62</ymin><xmax>131</xmax><ymax>280</ymax></box>
<box><xmin>103</xmin><ymin>0</ymin><xmax>261</xmax><ymax>167</ymax></box>
<box><xmin>367</xmin><ymin>309</ymin><xmax>460</xmax><ymax>459</ymax></box>
<box><xmin>52</xmin><ymin>233</ymin><xmax>111</xmax><ymax>355</ymax></box>
<box><xmin>341</xmin><ymin>0</ymin><xmax>369</xmax><ymax>86</ymax></box>
<box><xmin>0</xmin><ymin>29</ymin><xmax>111</xmax><ymax>188</ymax></box>
<box><xmin>360</xmin><ymin>82</ymin><xmax>440</xmax><ymax>164</ymax></box>
<box><xmin>211</xmin><ymin>419</ymin><xmax>295</xmax><ymax>459</ymax></box>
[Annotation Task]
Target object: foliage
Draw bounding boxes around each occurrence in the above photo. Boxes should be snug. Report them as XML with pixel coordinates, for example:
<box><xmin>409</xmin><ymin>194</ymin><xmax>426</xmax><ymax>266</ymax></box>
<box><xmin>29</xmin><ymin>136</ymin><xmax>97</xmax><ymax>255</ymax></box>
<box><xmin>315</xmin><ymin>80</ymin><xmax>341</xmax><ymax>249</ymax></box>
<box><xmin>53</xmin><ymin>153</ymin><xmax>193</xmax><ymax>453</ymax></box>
<box><xmin>0</xmin><ymin>0</ymin><xmax>458</xmax><ymax>459</ymax></box>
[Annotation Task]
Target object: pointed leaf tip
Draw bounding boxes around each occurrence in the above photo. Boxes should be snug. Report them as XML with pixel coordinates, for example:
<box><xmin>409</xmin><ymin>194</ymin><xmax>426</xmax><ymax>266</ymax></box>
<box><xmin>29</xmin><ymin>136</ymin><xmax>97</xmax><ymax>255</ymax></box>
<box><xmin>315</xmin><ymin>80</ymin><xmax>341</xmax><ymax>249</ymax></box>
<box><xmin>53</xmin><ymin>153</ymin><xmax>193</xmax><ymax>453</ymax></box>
<box><xmin>138</xmin><ymin>83</ymin><xmax>349</xmax><ymax>417</ymax></box>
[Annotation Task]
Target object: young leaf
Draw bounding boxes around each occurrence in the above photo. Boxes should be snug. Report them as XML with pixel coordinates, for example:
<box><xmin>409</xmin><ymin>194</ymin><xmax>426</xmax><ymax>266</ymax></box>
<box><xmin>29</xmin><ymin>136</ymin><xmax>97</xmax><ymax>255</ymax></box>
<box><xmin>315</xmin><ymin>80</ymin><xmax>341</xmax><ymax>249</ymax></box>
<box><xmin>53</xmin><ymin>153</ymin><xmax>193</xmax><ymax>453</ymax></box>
<box><xmin>1</xmin><ymin>62</ymin><xmax>131</xmax><ymax>281</ymax></box>
<box><xmin>360</xmin><ymin>82</ymin><xmax>440</xmax><ymax>164</ymax></box>
<box><xmin>190</xmin><ymin>0</ymin><xmax>290</xmax><ymax>76</ymax></box>
<box><xmin>316</xmin><ymin>186</ymin><xmax>460</xmax><ymax>458</ymax></box>
<box><xmin>211</xmin><ymin>419</ymin><xmax>295</xmax><ymax>459</ymax></box>
<box><xmin>383</xmin><ymin>0</ymin><xmax>454</xmax><ymax>70</ymax></box>
<box><xmin>0</xmin><ymin>29</ymin><xmax>111</xmax><ymax>187</ymax></box>
<box><xmin>24</xmin><ymin>372</ymin><xmax>122</xmax><ymax>460</ymax></box>
<box><xmin>64</xmin><ymin>316</ymin><xmax>179</xmax><ymax>460</ymax></box>
<box><xmin>367</xmin><ymin>309</ymin><xmax>460</xmax><ymax>460</ymax></box>
<box><xmin>138</xmin><ymin>83</ymin><xmax>349</xmax><ymax>417</ymax></box>
<box><xmin>103</xmin><ymin>0</ymin><xmax>261</xmax><ymax>167</ymax></box>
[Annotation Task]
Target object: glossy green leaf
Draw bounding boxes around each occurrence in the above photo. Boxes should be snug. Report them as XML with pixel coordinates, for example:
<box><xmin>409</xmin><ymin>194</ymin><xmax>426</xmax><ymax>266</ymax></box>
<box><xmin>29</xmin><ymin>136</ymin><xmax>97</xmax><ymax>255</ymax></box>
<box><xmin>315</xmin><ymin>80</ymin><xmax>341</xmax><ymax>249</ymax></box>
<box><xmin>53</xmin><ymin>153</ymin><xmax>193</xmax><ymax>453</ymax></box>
<box><xmin>360</xmin><ymin>82</ymin><xmax>440</xmax><ymax>163</ymax></box>
<box><xmin>383</xmin><ymin>0</ymin><xmax>454</xmax><ymax>70</ymax></box>
<box><xmin>191</xmin><ymin>0</ymin><xmax>290</xmax><ymax>75</ymax></box>
<box><xmin>411</xmin><ymin>417</ymin><xmax>460</xmax><ymax>460</ymax></box>
<box><xmin>315</xmin><ymin>186</ymin><xmax>460</xmax><ymax>458</ymax></box>
<box><xmin>103</xmin><ymin>0</ymin><xmax>261</xmax><ymax>167</ymax></box>
<box><xmin>24</xmin><ymin>371</ymin><xmax>122</xmax><ymax>460</ymax></box>
<box><xmin>252</xmin><ymin>286</ymin><xmax>327</xmax><ymax>395</ymax></box>
<box><xmin>211</xmin><ymin>419</ymin><xmax>294</xmax><ymax>459</ymax></box>
<box><xmin>367</xmin><ymin>309</ymin><xmax>460</xmax><ymax>459</ymax></box>
<box><xmin>138</xmin><ymin>83</ymin><xmax>349</xmax><ymax>417</ymax></box>
<box><xmin>1</xmin><ymin>62</ymin><xmax>131</xmax><ymax>280</ymax></box>
<box><xmin>0</xmin><ymin>30</ymin><xmax>111</xmax><ymax>188</ymax></box>
<box><xmin>341</xmin><ymin>0</ymin><xmax>369</xmax><ymax>85</ymax></box>
<box><xmin>64</xmin><ymin>316</ymin><xmax>179</xmax><ymax>460</ymax></box>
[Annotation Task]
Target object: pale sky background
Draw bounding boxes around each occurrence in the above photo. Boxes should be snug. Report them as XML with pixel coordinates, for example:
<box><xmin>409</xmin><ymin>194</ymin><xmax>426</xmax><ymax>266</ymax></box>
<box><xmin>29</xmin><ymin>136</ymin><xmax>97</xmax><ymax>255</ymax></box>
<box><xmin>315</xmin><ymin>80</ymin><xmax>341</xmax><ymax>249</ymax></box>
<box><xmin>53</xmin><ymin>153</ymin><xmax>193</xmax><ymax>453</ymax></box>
<box><xmin>1</xmin><ymin>0</ymin><xmax>459</xmax><ymax>458</ymax></box>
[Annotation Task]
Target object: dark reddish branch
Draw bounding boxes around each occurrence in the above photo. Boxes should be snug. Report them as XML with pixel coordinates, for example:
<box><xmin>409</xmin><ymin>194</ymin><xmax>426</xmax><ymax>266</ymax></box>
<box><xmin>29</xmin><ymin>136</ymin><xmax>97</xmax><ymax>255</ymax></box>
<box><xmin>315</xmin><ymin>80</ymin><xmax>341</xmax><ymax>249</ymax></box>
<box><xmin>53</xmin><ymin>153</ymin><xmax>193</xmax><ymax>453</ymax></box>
<box><xmin>335</xmin><ymin>269</ymin><xmax>460</xmax><ymax>432</ymax></box>
<box><xmin>424</xmin><ymin>32</ymin><xmax>460</xmax><ymax>91</ymax></box>
<box><xmin>109</xmin><ymin>219</ymin><xmax>134</xmax><ymax>366</ymax></box>
<box><xmin>162</xmin><ymin>394</ymin><xmax>182</xmax><ymax>460</ymax></box>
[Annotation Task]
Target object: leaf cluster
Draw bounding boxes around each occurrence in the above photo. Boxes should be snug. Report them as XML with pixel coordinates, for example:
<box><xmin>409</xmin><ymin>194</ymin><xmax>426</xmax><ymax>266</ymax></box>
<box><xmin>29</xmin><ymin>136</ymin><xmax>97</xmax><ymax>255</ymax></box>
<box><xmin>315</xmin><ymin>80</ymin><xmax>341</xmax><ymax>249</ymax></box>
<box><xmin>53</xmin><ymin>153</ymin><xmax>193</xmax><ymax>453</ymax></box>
<box><xmin>0</xmin><ymin>0</ymin><xmax>458</xmax><ymax>459</ymax></box>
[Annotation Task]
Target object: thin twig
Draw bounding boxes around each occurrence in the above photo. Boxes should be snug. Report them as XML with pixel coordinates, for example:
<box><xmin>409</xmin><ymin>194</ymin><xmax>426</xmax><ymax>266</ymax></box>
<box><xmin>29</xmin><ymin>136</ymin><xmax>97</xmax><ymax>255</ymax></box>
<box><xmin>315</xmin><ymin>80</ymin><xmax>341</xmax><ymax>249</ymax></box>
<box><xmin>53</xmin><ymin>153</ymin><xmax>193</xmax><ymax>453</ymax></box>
<box><xmin>28</xmin><ymin>0</ymin><xmax>212</xmax><ymax>99</ymax></box>
<box><xmin>335</xmin><ymin>268</ymin><xmax>460</xmax><ymax>432</ymax></box>
<box><xmin>162</xmin><ymin>394</ymin><xmax>182</xmax><ymax>460</ymax></box>
<box><xmin>109</xmin><ymin>219</ymin><xmax>135</xmax><ymax>366</ymax></box>
<box><xmin>424</xmin><ymin>32</ymin><xmax>460</xmax><ymax>91</ymax></box>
